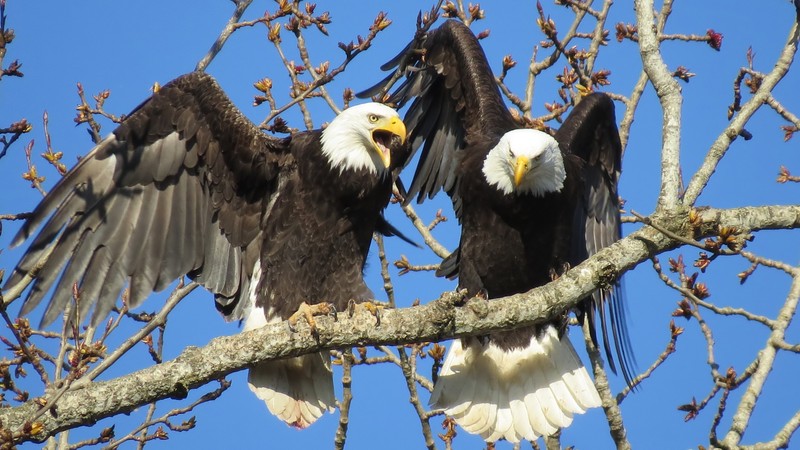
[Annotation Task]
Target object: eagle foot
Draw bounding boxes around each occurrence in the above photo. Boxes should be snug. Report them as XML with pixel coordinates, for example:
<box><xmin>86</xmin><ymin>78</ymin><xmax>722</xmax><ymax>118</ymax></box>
<box><xmin>467</xmin><ymin>294</ymin><xmax>490</xmax><ymax>318</ymax></box>
<box><xmin>347</xmin><ymin>299</ymin><xmax>382</xmax><ymax>326</ymax></box>
<box><xmin>391</xmin><ymin>190</ymin><xmax>406</xmax><ymax>204</ymax></box>
<box><xmin>287</xmin><ymin>301</ymin><xmax>337</xmax><ymax>338</ymax></box>
<box><xmin>549</xmin><ymin>262</ymin><xmax>571</xmax><ymax>281</ymax></box>
<box><xmin>451</xmin><ymin>288</ymin><xmax>474</xmax><ymax>306</ymax></box>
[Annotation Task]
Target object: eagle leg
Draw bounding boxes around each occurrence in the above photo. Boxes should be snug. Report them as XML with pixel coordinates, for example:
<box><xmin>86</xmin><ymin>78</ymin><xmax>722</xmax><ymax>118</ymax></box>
<box><xmin>347</xmin><ymin>299</ymin><xmax>382</xmax><ymax>326</ymax></box>
<box><xmin>287</xmin><ymin>301</ymin><xmax>337</xmax><ymax>338</ymax></box>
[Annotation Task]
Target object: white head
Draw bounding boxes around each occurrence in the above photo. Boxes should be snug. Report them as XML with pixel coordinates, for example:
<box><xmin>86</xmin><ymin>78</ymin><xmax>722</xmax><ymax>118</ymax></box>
<box><xmin>482</xmin><ymin>128</ymin><xmax>566</xmax><ymax>196</ymax></box>
<box><xmin>320</xmin><ymin>103</ymin><xmax>406</xmax><ymax>176</ymax></box>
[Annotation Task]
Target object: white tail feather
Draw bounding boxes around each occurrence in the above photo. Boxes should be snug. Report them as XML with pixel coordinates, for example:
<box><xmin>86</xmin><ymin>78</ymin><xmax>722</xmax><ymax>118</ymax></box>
<box><xmin>430</xmin><ymin>326</ymin><xmax>601</xmax><ymax>443</ymax></box>
<box><xmin>523</xmin><ymin>376</ymin><xmax>558</xmax><ymax>437</ymax></box>
<box><xmin>248</xmin><ymin>352</ymin><xmax>335</xmax><ymax>428</ymax></box>
<box><xmin>508</xmin><ymin>382</ymin><xmax>535</xmax><ymax>440</ymax></box>
<box><xmin>549</xmin><ymin>333</ymin><xmax>601</xmax><ymax>409</ymax></box>
<box><xmin>244</xmin><ymin>305</ymin><xmax>335</xmax><ymax>428</ymax></box>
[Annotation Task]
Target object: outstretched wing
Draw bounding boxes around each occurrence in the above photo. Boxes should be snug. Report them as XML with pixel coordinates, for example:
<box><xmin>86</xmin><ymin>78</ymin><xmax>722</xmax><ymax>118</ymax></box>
<box><xmin>6</xmin><ymin>72</ymin><xmax>293</xmax><ymax>326</ymax></box>
<box><xmin>359</xmin><ymin>19</ymin><xmax>517</xmax><ymax>216</ymax></box>
<box><xmin>557</xmin><ymin>92</ymin><xmax>634</xmax><ymax>384</ymax></box>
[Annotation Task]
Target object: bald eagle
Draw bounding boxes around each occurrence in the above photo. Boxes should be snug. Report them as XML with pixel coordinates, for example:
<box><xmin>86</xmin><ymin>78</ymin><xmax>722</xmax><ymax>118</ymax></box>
<box><xmin>361</xmin><ymin>20</ymin><xmax>632</xmax><ymax>443</ymax></box>
<box><xmin>5</xmin><ymin>71</ymin><xmax>407</xmax><ymax>428</ymax></box>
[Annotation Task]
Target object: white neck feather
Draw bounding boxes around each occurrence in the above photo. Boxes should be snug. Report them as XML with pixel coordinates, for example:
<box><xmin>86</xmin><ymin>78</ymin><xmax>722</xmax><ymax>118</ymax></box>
<box><xmin>482</xmin><ymin>129</ymin><xmax>566</xmax><ymax>197</ymax></box>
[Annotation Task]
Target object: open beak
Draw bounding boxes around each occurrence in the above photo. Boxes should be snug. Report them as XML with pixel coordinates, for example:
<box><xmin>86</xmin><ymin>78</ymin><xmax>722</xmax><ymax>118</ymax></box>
<box><xmin>513</xmin><ymin>155</ymin><xmax>531</xmax><ymax>187</ymax></box>
<box><xmin>371</xmin><ymin>117</ymin><xmax>406</xmax><ymax>168</ymax></box>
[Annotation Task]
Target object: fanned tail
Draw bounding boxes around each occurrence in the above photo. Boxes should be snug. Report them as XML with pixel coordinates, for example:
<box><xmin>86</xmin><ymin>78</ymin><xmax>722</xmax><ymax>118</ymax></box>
<box><xmin>243</xmin><ymin>304</ymin><xmax>335</xmax><ymax>428</ymax></box>
<box><xmin>248</xmin><ymin>352</ymin><xmax>335</xmax><ymax>428</ymax></box>
<box><xmin>430</xmin><ymin>326</ymin><xmax>600</xmax><ymax>443</ymax></box>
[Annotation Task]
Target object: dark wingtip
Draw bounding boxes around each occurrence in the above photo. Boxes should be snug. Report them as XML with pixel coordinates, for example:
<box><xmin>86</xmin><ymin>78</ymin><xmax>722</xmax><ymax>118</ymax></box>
<box><xmin>434</xmin><ymin>247</ymin><xmax>459</xmax><ymax>280</ymax></box>
<box><xmin>612</xmin><ymin>284</ymin><xmax>638</xmax><ymax>389</ymax></box>
<box><xmin>394</xmin><ymin>178</ymin><xmax>409</xmax><ymax>202</ymax></box>
<box><xmin>355</xmin><ymin>40</ymin><xmax>417</xmax><ymax>100</ymax></box>
<box><xmin>379</xmin><ymin>40</ymin><xmax>415</xmax><ymax>72</ymax></box>
<box><xmin>581</xmin><ymin>282</ymin><xmax>637</xmax><ymax>391</ymax></box>
<box><xmin>356</xmin><ymin>72</ymin><xmax>397</xmax><ymax>100</ymax></box>
<box><xmin>377</xmin><ymin>214</ymin><xmax>421</xmax><ymax>248</ymax></box>
<box><xmin>214</xmin><ymin>293</ymin><xmax>242</xmax><ymax>322</ymax></box>
<box><xmin>597</xmin><ymin>283</ymin><xmax>637</xmax><ymax>390</ymax></box>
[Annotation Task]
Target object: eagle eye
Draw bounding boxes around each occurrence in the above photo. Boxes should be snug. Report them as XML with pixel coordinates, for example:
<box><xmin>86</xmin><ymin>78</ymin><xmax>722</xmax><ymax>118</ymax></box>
<box><xmin>368</xmin><ymin>114</ymin><xmax>380</xmax><ymax>123</ymax></box>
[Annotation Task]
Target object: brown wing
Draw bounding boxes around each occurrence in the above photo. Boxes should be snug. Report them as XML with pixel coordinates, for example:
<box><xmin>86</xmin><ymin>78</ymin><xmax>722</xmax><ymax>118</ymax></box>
<box><xmin>556</xmin><ymin>92</ymin><xmax>634</xmax><ymax>384</ymax></box>
<box><xmin>6</xmin><ymin>72</ymin><xmax>294</xmax><ymax>326</ymax></box>
<box><xmin>359</xmin><ymin>19</ymin><xmax>517</xmax><ymax>216</ymax></box>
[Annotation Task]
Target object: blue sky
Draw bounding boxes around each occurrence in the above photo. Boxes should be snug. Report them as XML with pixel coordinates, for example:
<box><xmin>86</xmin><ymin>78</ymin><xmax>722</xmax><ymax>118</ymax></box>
<box><xmin>1</xmin><ymin>1</ymin><xmax>799</xmax><ymax>449</ymax></box>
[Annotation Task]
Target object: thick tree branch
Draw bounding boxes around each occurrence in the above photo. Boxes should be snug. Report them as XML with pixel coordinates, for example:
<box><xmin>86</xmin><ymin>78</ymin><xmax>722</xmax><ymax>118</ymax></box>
<box><xmin>618</xmin><ymin>0</ymin><xmax>675</xmax><ymax>153</ymax></box>
<box><xmin>2</xmin><ymin>205</ymin><xmax>800</xmax><ymax>444</ymax></box>
<box><xmin>634</xmin><ymin>0</ymin><xmax>683</xmax><ymax>210</ymax></box>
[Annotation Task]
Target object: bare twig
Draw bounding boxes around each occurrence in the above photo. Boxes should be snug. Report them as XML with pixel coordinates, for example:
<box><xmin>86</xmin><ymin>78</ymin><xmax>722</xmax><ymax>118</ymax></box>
<box><xmin>683</xmin><ymin>6</ymin><xmax>800</xmax><ymax>205</ymax></box>
<box><xmin>720</xmin><ymin>272</ymin><xmax>800</xmax><ymax>447</ymax></box>
<box><xmin>583</xmin><ymin>319</ymin><xmax>631</xmax><ymax>450</ymax></box>
<box><xmin>333</xmin><ymin>349</ymin><xmax>353</xmax><ymax>450</ymax></box>
<box><xmin>616</xmin><ymin>318</ymin><xmax>681</xmax><ymax>403</ymax></box>
<box><xmin>398</xmin><ymin>346</ymin><xmax>437</xmax><ymax>450</ymax></box>
<box><xmin>195</xmin><ymin>0</ymin><xmax>255</xmax><ymax>72</ymax></box>
<box><xmin>396</xmin><ymin>188</ymin><xmax>450</xmax><ymax>259</ymax></box>
<box><xmin>107</xmin><ymin>379</ymin><xmax>230</xmax><ymax>448</ymax></box>
<box><xmin>257</xmin><ymin>11</ymin><xmax>394</xmax><ymax>129</ymax></box>
<box><xmin>81</xmin><ymin>282</ymin><xmax>197</xmax><ymax>384</ymax></box>
<box><xmin>0</xmin><ymin>306</ymin><xmax>49</xmax><ymax>386</ymax></box>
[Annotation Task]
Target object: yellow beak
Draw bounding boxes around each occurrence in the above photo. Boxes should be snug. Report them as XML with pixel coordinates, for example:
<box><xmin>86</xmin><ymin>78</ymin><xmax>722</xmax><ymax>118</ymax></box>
<box><xmin>371</xmin><ymin>116</ymin><xmax>407</xmax><ymax>168</ymax></box>
<box><xmin>513</xmin><ymin>155</ymin><xmax>531</xmax><ymax>187</ymax></box>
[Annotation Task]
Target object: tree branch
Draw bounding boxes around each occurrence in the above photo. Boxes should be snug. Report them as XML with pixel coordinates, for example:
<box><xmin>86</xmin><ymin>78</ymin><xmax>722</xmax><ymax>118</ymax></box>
<box><xmin>634</xmin><ymin>0</ymin><xmax>684</xmax><ymax>210</ymax></box>
<box><xmin>682</xmin><ymin>3</ymin><xmax>800</xmax><ymax>205</ymax></box>
<box><xmin>195</xmin><ymin>0</ymin><xmax>254</xmax><ymax>72</ymax></box>
<box><xmin>720</xmin><ymin>270</ymin><xmax>800</xmax><ymax>447</ymax></box>
<box><xmin>2</xmin><ymin>204</ymin><xmax>800</xmax><ymax>444</ymax></box>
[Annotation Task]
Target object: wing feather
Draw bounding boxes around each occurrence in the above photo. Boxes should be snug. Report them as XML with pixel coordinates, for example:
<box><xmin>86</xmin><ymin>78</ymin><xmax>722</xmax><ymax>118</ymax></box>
<box><xmin>359</xmin><ymin>20</ymin><xmax>516</xmax><ymax>217</ymax></box>
<box><xmin>6</xmin><ymin>72</ymin><xmax>294</xmax><ymax>326</ymax></box>
<box><xmin>556</xmin><ymin>92</ymin><xmax>635</xmax><ymax>385</ymax></box>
